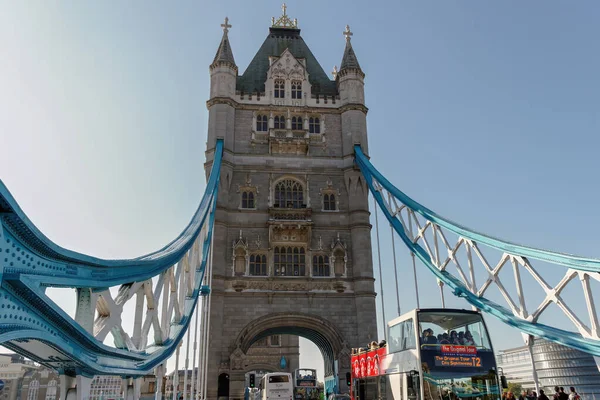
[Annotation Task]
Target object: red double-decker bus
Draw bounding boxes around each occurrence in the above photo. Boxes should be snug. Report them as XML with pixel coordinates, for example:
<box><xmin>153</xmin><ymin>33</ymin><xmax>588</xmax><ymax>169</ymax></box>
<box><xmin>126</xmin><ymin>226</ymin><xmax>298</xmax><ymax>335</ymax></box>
<box><xmin>350</xmin><ymin>308</ymin><xmax>505</xmax><ymax>400</ymax></box>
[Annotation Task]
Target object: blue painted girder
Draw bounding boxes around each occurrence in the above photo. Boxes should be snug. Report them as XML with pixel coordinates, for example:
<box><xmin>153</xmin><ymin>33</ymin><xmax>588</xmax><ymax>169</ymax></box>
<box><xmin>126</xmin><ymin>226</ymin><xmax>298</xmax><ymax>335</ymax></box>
<box><xmin>0</xmin><ymin>140</ymin><xmax>223</xmax><ymax>377</ymax></box>
<box><xmin>354</xmin><ymin>144</ymin><xmax>600</xmax><ymax>357</ymax></box>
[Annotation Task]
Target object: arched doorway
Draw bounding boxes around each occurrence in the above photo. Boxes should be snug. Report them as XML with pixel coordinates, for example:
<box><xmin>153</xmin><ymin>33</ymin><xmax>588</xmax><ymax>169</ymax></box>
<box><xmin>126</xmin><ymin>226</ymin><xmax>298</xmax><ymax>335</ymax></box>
<box><xmin>229</xmin><ymin>313</ymin><xmax>351</xmax><ymax>399</ymax></box>
<box><xmin>217</xmin><ymin>373</ymin><xmax>230</xmax><ymax>399</ymax></box>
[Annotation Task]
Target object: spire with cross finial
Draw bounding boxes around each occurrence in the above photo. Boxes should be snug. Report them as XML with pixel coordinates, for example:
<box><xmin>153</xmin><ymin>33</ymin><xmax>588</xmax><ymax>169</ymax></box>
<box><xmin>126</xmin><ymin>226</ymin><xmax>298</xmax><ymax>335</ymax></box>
<box><xmin>211</xmin><ymin>16</ymin><xmax>237</xmax><ymax>70</ymax></box>
<box><xmin>339</xmin><ymin>24</ymin><xmax>363</xmax><ymax>75</ymax></box>
<box><xmin>343</xmin><ymin>25</ymin><xmax>353</xmax><ymax>42</ymax></box>
<box><xmin>221</xmin><ymin>16</ymin><xmax>232</xmax><ymax>34</ymax></box>
<box><xmin>272</xmin><ymin>3</ymin><xmax>298</xmax><ymax>28</ymax></box>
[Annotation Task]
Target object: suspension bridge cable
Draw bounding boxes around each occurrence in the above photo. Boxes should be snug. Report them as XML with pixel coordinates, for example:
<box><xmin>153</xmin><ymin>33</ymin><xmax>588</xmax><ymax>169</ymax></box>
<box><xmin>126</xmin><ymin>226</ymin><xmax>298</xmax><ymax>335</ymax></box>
<box><xmin>439</xmin><ymin>281</ymin><xmax>446</xmax><ymax>308</ymax></box>
<box><xmin>190</xmin><ymin>284</ymin><xmax>200</xmax><ymax>400</ymax></box>
<box><xmin>198</xmin><ymin>286</ymin><xmax>208</xmax><ymax>400</ymax></box>
<box><xmin>407</xmin><ymin>211</ymin><xmax>420</xmax><ymax>308</ymax></box>
<box><xmin>196</xmin><ymin>296</ymin><xmax>205</xmax><ymax>400</ymax></box>
<box><xmin>390</xmin><ymin>223</ymin><xmax>401</xmax><ymax>316</ymax></box>
<box><xmin>202</xmin><ymin>228</ymin><xmax>215</xmax><ymax>400</ymax></box>
<box><xmin>173</xmin><ymin>343</ymin><xmax>181</xmax><ymax>400</ymax></box>
<box><xmin>183</xmin><ymin>318</ymin><xmax>191</xmax><ymax>400</ymax></box>
<box><xmin>373</xmin><ymin>198</ymin><xmax>387</xmax><ymax>342</ymax></box>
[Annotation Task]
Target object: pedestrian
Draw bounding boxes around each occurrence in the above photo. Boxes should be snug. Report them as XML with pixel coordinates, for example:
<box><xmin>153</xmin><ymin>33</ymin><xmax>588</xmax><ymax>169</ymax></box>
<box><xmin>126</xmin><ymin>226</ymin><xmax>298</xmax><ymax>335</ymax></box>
<box><xmin>560</xmin><ymin>387</ymin><xmax>569</xmax><ymax>400</ymax></box>
<box><xmin>539</xmin><ymin>390</ymin><xmax>550</xmax><ymax>400</ymax></box>
<box><xmin>568</xmin><ymin>387</ymin><xmax>580</xmax><ymax>400</ymax></box>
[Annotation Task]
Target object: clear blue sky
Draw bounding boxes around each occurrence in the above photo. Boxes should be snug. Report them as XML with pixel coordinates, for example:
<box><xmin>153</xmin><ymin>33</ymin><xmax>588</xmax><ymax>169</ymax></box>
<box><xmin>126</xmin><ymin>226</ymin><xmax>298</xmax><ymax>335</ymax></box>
<box><xmin>1</xmin><ymin>0</ymin><xmax>600</xmax><ymax>382</ymax></box>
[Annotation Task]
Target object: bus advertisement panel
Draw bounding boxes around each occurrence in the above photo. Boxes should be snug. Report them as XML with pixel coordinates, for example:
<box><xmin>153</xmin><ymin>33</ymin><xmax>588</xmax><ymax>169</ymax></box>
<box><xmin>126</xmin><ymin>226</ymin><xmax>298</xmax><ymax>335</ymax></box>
<box><xmin>349</xmin><ymin>309</ymin><xmax>504</xmax><ymax>400</ymax></box>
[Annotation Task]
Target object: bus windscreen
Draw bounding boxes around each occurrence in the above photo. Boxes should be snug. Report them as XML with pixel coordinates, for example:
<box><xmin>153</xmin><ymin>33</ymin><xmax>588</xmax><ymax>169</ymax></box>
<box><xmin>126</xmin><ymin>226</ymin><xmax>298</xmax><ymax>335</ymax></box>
<box><xmin>269</xmin><ymin>375</ymin><xmax>290</xmax><ymax>383</ymax></box>
<box><xmin>418</xmin><ymin>311</ymin><xmax>496</xmax><ymax>373</ymax></box>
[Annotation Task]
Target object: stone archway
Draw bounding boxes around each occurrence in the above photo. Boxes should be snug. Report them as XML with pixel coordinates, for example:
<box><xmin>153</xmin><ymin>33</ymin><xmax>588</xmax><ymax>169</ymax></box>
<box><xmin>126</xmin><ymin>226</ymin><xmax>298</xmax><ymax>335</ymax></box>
<box><xmin>227</xmin><ymin>313</ymin><xmax>349</xmax><ymax>399</ymax></box>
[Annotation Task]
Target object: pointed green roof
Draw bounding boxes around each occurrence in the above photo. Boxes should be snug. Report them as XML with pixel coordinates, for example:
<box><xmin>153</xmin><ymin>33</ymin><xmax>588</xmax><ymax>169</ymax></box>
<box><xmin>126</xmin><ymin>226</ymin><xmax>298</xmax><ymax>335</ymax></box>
<box><xmin>236</xmin><ymin>27</ymin><xmax>337</xmax><ymax>96</ymax></box>
<box><xmin>340</xmin><ymin>41</ymin><xmax>362</xmax><ymax>72</ymax></box>
<box><xmin>211</xmin><ymin>30</ymin><xmax>237</xmax><ymax>69</ymax></box>
<box><xmin>339</xmin><ymin>25</ymin><xmax>363</xmax><ymax>76</ymax></box>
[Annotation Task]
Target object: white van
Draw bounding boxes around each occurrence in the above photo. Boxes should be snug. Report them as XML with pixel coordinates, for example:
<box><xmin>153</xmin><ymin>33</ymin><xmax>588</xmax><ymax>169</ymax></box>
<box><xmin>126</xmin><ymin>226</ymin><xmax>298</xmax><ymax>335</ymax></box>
<box><xmin>256</xmin><ymin>373</ymin><xmax>294</xmax><ymax>400</ymax></box>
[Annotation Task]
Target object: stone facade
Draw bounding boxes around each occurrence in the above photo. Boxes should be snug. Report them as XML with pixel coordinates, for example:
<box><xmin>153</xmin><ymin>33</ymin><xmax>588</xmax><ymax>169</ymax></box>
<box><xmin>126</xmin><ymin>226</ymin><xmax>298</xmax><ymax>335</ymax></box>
<box><xmin>204</xmin><ymin>9</ymin><xmax>376</xmax><ymax>400</ymax></box>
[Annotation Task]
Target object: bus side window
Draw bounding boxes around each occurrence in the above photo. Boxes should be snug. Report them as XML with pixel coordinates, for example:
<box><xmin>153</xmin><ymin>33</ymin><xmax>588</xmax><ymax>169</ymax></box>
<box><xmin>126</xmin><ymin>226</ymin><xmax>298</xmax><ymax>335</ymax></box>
<box><xmin>404</xmin><ymin>319</ymin><xmax>416</xmax><ymax>349</ymax></box>
<box><xmin>379</xmin><ymin>376</ymin><xmax>387</xmax><ymax>400</ymax></box>
<box><xmin>388</xmin><ymin>323</ymin><xmax>403</xmax><ymax>353</ymax></box>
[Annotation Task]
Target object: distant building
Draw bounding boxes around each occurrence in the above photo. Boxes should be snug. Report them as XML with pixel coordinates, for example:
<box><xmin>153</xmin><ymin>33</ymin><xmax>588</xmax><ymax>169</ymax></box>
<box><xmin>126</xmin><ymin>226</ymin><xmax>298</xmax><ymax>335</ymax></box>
<box><xmin>0</xmin><ymin>353</ymin><xmax>159</xmax><ymax>400</ymax></box>
<box><xmin>0</xmin><ymin>353</ymin><xmax>39</xmax><ymax>400</ymax></box>
<box><xmin>496</xmin><ymin>338</ymin><xmax>600</xmax><ymax>396</ymax></box>
<box><xmin>19</xmin><ymin>368</ymin><xmax>60</xmax><ymax>400</ymax></box>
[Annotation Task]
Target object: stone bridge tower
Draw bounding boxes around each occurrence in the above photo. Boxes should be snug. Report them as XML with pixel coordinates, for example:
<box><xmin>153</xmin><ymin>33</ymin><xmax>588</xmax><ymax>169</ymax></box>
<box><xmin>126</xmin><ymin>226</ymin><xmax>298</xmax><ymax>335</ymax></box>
<box><xmin>204</xmin><ymin>7</ymin><xmax>377</xmax><ymax>400</ymax></box>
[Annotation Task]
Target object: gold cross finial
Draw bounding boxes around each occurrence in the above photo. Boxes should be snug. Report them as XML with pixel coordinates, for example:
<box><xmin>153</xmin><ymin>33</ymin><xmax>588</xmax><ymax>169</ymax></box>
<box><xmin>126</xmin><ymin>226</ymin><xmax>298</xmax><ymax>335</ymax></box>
<box><xmin>343</xmin><ymin>25</ymin><xmax>353</xmax><ymax>42</ymax></box>
<box><xmin>272</xmin><ymin>3</ymin><xmax>297</xmax><ymax>28</ymax></box>
<box><xmin>221</xmin><ymin>16</ymin><xmax>232</xmax><ymax>33</ymax></box>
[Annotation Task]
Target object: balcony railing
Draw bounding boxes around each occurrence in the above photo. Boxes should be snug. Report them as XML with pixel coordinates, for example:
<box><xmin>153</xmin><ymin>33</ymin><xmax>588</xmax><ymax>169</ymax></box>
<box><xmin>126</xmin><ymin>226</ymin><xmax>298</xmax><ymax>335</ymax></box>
<box><xmin>268</xmin><ymin>207</ymin><xmax>312</xmax><ymax>222</ymax></box>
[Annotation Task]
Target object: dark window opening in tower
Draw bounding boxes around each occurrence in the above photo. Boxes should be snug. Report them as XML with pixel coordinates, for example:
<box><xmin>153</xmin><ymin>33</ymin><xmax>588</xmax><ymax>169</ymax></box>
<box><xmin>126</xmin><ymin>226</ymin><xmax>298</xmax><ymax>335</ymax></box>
<box><xmin>312</xmin><ymin>255</ymin><xmax>330</xmax><ymax>277</ymax></box>
<box><xmin>269</xmin><ymin>335</ymin><xmax>281</xmax><ymax>346</ymax></box>
<box><xmin>323</xmin><ymin>193</ymin><xmax>336</xmax><ymax>211</ymax></box>
<box><xmin>274</xmin><ymin>246</ymin><xmax>306</xmax><ymax>276</ymax></box>
<box><xmin>274</xmin><ymin>80</ymin><xmax>285</xmax><ymax>98</ymax></box>
<box><xmin>249</xmin><ymin>254</ymin><xmax>267</xmax><ymax>276</ymax></box>
<box><xmin>291</xmin><ymin>116</ymin><xmax>303</xmax><ymax>130</ymax></box>
<box><xmin>274</xmin><ymin>115</ymin><xmax>285</xmax><ymax>129</ymax></box>
<box><xmin>256</xmin><ymin>115</ymin><xmax>268</xmax><ymax>131</ymax></box>
<box><xmin>291</xmin><ymin>81</ymin><xmax>302</xmax><ymax>99</ymax></box>
<box><xmin>309</xmin><ymin>117</ymin><xmax>321</xmax><ymax>134</ymax></box>
<box><xmin>241</xmin><ymin>191</ymin><xmax>255</xmax><ymax>209</ymax></box>
<box><xmin>274</xmin><ymin>179</ymin><xmax>304</xmax><ymax>208</ymax></box>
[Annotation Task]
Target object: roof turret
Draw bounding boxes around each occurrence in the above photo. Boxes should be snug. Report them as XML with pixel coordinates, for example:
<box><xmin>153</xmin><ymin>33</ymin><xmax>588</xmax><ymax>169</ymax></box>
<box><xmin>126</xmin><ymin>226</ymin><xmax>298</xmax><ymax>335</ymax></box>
<box><xmin>211</xmin><ymin>17</ymin><xmax>237</xmax><ymax>71</ymax></box>
<box><xmin>235</xmin><ymin>5</ymin><xmax>337</xmax><ymax>96</ymax></box>
<box><xmin>338</xmin><ymin>25</ymin><xmax>364</xmax><ymax>77</ymax></box>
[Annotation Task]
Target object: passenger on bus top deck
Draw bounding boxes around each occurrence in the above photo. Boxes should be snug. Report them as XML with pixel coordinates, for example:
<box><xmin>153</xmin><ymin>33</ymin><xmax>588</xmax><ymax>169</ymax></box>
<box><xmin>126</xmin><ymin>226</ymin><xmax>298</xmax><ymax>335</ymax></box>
<box><xmin>464</xmin><ymin>331</ymin><xmax>475</xmax><ymax>346</ymax></box>
<box><xmin>449</xmin><ymin>330</ymin><xmax>459</xmax><ymax>344</ymax></box>
<box><xmin>439</xmin><ymin>333</ymin><xmax>450</xmax><ymax>344</ymax></box>
<box><xmin>422</xmin><ymin>329</ymin><xmax>438</xmax><ymax>345</ymax></box>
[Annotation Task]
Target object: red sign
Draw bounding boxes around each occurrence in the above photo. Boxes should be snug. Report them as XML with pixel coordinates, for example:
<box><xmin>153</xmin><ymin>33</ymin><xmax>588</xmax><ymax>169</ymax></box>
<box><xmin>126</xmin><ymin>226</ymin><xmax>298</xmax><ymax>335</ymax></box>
<box><xmin>440</xmin><ymin>345</ymin><xmax>477</xmax><ymax>355</ymax></box>
<box><xmin>351</xmin><ymin>347</ymin><xmax>386</xmax><ymax>379</ymax></box>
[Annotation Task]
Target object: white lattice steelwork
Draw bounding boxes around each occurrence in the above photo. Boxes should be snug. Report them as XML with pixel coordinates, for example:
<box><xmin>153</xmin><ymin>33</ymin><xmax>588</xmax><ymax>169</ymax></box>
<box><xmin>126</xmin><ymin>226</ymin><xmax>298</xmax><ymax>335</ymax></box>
<box><xmin>355</xmin><ymin>144</ymin><xmax>600</xmax><ymax>357</ymax></box>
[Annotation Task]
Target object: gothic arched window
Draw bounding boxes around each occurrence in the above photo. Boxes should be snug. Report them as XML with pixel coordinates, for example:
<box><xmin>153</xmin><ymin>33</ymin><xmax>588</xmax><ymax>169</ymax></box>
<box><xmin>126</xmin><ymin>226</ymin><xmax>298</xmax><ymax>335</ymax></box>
<box><xmin>291</xmin><ymin>81</ymin><xmax>302</xmax><ymax>99</ymax></box>
<box><xmin>241</xmin><ymin>191</ymin><xmax>255</xmax><ymax>209</ymax></box>
<box><xmin>309</xmin><ymin>117</ymin><xmax>321</xmax><ymax>134</ymax></box>
<box><xmin>234</xmin><ymin>247</ymin><xmax>246</xmax><ymax>276</ymax></box>
<box><xmin>256</xmin><ymin>115</ymin><xmax>268</xmax><ymax>131</ymax></box>
<box><xmin>291</xmin><ymin>116</ymin><xmax>303</xmax><ymax>130</ymax></box>
<box><xmin>323</xmin><ymin>193</ymin><xmax>336</xmax><ymax>211</ymax></box>
<box><xmin>312</xmin><ymin>255</ymin><xmax>330</xmax><ymax>277</ymax></box>
<box><xmin>249</xmin><ymin>254</ymin><xmax>267</xmax><ymax>276</ymax></box>
<box><xmin>274</xmin><ymin>80</ymin><xmax>285</xmax><ymax>98</ymax></box>
<box><xmin>274</xmin><ymin>246</ymin><xmax>306</xmax><ymax>276</ymax></box>
<box><xmin>45</xmin><ymin>380</ymin><xmax>57</xmax><ymax>400</ymax></box>
<box><xmin>27</xmin><ymin>380</ymin><xmax>39</xmax><ymax>400</ymax></box>
<box><xmin>274</xmin><ymin>179</ymin><xmax>304</xmax><ymax>209</ymax></box>
<box><xmin>274</xmin><ymin>115</ymin><xmax>286</xmax><ymax>129</ymax></box>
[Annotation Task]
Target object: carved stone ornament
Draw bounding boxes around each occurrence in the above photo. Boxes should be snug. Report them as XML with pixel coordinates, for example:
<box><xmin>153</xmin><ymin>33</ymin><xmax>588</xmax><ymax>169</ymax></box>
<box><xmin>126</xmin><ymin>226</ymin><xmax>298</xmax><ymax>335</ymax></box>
<box><xmin>219</xmin><ymin>361</ymin><xmax>230</xmax><ymax>372</ymax></box>
<box><xmin>331</xmin><ymin>233</ymin><xmax>348</xmax><ymax>276</ymax></box>
<box><xmin>271</xmin><ymin>226</ymin><xmax>309</xmax><ymax>243</ymax></box>
<box><xmin>237</xmin><ymin>173</ymin><xmax>259</xmax><ymax>194</ymax></box>
<box><xmin>232</xmin><ymin>280</ymin><xmax>336</xmax><ymax>292</ymax></box>
<box><xmin>268</xmin><ymin>50</ymin><xmax>306</xmax><ymax>81</ymax></box>
<box><xmin>230</xmin><ymin>346</ymin><xmax>246</xmax><ymax>370</ymax></box>
<box><xmin>338</xmin><ymin>341</ymin><xmax>351</xmax><ymax>369</ymax></box>
<box><xmin>232</xmin><ymin>231</ymin><xmax>249</xmax><ymax>276</ymax></box>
